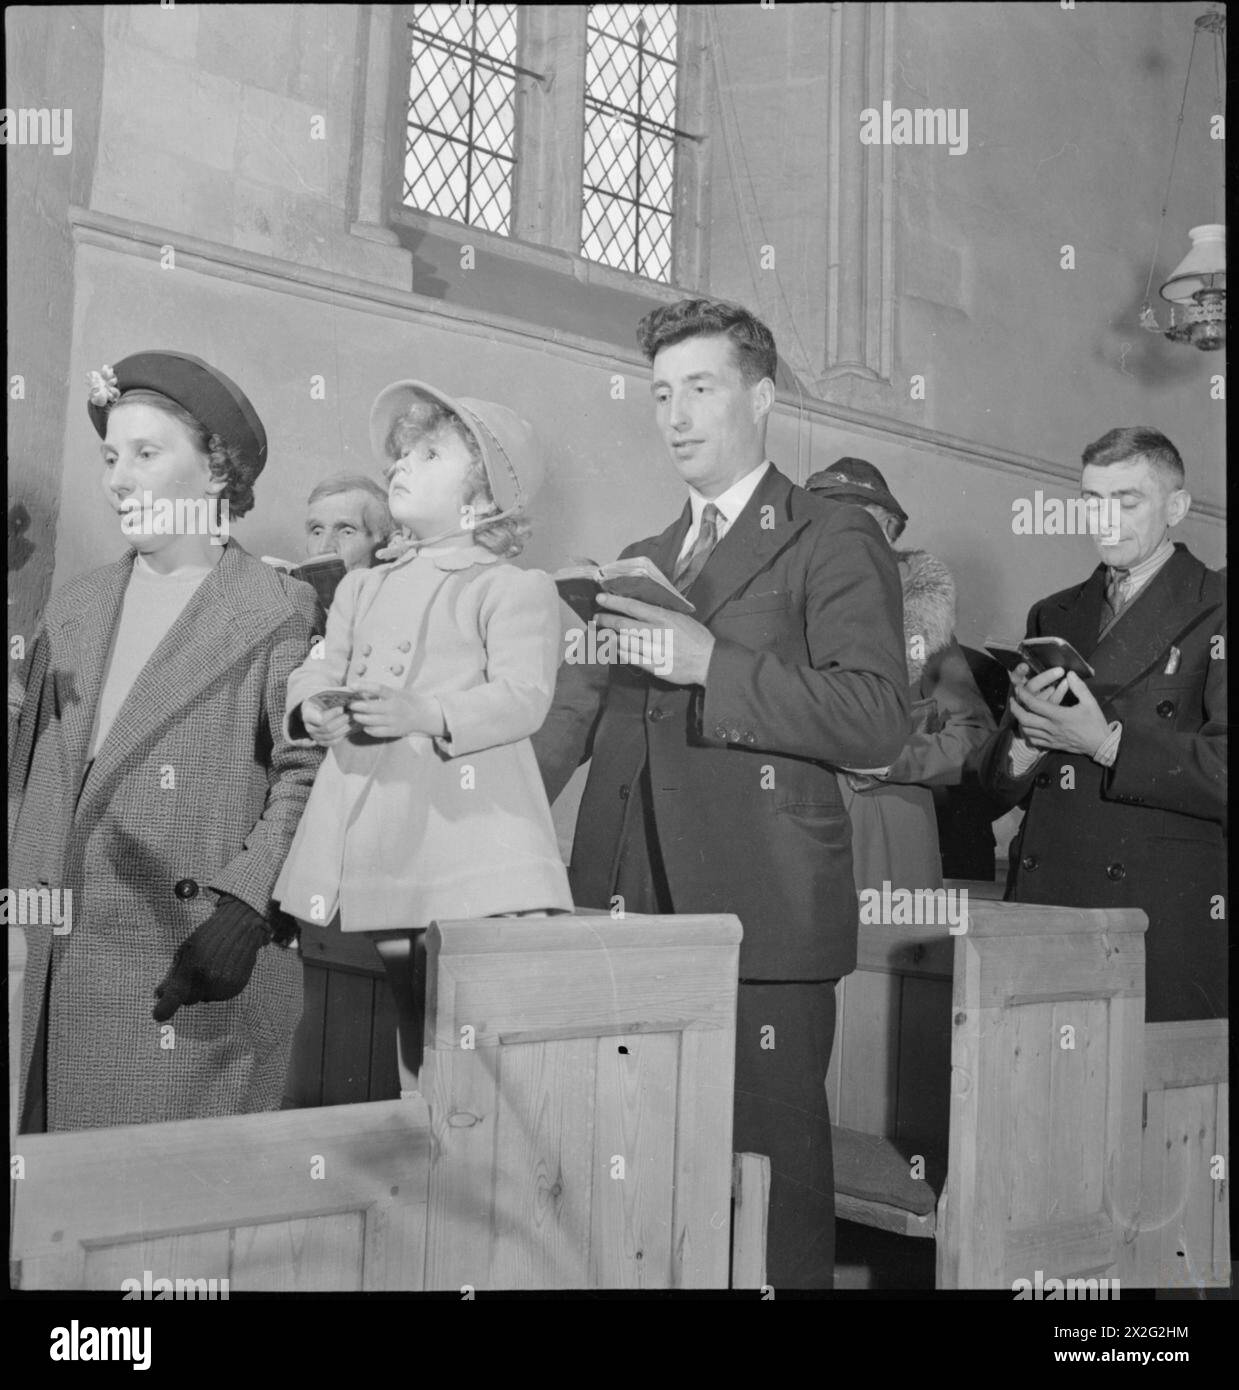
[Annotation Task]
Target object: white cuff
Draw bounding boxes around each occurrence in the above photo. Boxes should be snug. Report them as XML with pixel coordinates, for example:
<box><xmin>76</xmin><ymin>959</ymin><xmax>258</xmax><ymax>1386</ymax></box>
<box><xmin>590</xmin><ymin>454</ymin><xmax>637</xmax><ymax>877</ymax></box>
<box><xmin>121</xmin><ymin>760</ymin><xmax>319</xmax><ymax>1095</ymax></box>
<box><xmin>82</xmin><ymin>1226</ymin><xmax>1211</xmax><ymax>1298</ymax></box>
<box><xmin>1007</xmin><ymin>735</ymin><xmax>1044</xmax><ymax>775</ymax></box>
<box><xmin>1092</xmin><ymin>721</ymin><xmax>1123</xmax><ymax>768</ymax></box>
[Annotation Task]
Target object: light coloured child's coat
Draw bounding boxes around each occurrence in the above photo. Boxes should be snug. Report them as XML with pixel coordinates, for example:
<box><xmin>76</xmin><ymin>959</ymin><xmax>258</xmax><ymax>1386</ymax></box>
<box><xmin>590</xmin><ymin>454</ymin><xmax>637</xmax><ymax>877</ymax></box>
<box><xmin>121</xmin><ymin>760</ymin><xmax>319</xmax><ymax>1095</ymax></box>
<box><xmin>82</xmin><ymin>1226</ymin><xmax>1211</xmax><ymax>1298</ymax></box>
<box><xmin>275</xmin><ymin>543</ymin><xmax>573</xmax><ymax>930</ymax></box>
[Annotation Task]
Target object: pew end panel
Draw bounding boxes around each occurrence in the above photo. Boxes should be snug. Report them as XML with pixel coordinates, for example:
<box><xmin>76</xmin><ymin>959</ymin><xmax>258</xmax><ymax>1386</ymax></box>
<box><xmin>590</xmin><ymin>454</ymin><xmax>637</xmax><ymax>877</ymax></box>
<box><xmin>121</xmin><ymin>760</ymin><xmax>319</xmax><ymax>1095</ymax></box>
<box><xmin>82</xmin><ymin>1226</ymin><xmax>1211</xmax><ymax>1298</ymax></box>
<box><xmin>421</xmin><ymin>912</ymin><xmax>744</xmax><ymax>1291</ymax></box>
<box><xmin>938</xmin><ymin>903</ymin><xmax>1147</xmax><ymax>1291</ymax></box>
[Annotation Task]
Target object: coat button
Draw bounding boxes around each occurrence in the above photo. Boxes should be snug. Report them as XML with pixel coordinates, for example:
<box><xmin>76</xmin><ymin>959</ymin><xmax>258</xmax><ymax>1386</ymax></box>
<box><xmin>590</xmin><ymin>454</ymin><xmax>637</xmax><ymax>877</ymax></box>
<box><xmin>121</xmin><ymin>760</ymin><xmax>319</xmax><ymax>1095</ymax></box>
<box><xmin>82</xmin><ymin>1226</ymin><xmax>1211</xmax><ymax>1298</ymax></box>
<box><xmin>174</xmin><ymin>879</ymin><xmax>199</xmax><ymax>900</ymax></box>
<box><xmin>729</xmin><ymin>728</ymin><xmax>741</xmax><ymax>741</ymax></box>
<box><xmin>1156</xmin><ymin>700</ymin><xmax>1175</xmax><ymax>718</ymax></box>
<box><xmin>714</xmin><ymin>724</ymin><xmax>727</xmax><ymax>738</ymax></box>
<box><xmin>356</xmin><ymin>664</ymin><xmax>367</xmax><ymax>676</ymax></box>
<box><xmin>390</xmin><ymin>663</ymin><xmax>405</xmax><ymax>675</ymax></box>
<box><xmin>1106</xmin><ymin>862</ymin><xmax>1126</xmax><ymax>881</ymax></box>
<box><xmin>397</xmin><ymin>640</ymin><xmax>412</xmax><ymax>653</ymax></box>
<box><xmin>744</xmin><ymin>732</ymin><xmax>756</xmax><ymax>745</ymax></box>
<box><xmin>619</xmin><ymin>784</ymin><xmax>630</xmax><ymax>801</ymax></box>
<box><xmin>1021</xmin><ymin>855</ymin><xmax>1038</xmax><ymax>871</ymax></box>
<box><xmin>1034</xmin><ymin>772</ymin><xmax>1051</xmax><ymax>788</ymax></box>
<box><xmin>648</xmin><ymin>708</ymin><xmax>667</xmax><ymax>721</ymax></box>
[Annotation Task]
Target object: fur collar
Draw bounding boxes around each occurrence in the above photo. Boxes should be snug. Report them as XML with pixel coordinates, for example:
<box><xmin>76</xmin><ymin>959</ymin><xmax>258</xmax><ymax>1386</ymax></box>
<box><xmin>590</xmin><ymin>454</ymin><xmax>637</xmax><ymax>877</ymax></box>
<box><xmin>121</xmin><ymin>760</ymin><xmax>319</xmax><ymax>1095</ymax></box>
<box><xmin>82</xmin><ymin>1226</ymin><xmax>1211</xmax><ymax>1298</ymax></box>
<box><xmin>897</xmin><ymin>548</ymin><xmax>956</xmax><ymax>684</ymax></box>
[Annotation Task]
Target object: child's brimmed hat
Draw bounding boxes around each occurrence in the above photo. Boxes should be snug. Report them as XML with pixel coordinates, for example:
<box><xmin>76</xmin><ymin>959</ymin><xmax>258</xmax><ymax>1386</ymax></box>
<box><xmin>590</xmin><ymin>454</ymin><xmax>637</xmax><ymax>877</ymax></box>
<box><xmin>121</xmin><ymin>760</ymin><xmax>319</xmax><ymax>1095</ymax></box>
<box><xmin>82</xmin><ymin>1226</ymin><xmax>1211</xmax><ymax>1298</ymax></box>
<box><xmin>369</xmin><ymin>380</ymin><xmax>545</xmax><ymax>519</ymax></box>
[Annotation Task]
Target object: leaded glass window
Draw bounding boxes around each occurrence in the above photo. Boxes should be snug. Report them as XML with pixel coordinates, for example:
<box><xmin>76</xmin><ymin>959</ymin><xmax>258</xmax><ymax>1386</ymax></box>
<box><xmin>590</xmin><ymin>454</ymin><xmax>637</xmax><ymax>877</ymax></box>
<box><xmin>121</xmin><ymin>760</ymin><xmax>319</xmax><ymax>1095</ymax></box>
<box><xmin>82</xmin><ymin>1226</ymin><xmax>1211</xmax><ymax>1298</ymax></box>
<box><xmin>581</xmin><ymin>4</ymin><xmax>680</xmax><ymax>282</ymax></box>
<box><xmin>402</xmin><ymin>4</ymin><xmax>522</xmax><ymax>236</ymax></box>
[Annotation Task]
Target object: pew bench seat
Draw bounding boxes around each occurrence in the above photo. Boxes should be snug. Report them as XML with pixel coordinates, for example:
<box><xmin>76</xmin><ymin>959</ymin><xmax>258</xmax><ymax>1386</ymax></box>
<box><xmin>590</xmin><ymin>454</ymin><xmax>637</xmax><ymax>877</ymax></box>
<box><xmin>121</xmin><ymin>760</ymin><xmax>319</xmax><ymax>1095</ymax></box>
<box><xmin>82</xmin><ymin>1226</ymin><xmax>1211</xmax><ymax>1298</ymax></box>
<box><xmin>832</xmin><ymin>1126</ymin><xmax>944</xmax><ymax>1235</ymax></box>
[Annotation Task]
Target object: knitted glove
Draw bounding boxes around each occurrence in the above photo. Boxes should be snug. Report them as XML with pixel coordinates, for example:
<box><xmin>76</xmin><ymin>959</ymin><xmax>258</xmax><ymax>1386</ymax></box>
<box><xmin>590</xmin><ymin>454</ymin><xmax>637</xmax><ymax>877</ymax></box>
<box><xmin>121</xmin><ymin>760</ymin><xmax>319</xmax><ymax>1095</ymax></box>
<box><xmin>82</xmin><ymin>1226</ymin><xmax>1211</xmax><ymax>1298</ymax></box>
<box><xmin>152</xmin><ymin>893</ymin><xmax>272</xmax><ymax>1022</ymax></box>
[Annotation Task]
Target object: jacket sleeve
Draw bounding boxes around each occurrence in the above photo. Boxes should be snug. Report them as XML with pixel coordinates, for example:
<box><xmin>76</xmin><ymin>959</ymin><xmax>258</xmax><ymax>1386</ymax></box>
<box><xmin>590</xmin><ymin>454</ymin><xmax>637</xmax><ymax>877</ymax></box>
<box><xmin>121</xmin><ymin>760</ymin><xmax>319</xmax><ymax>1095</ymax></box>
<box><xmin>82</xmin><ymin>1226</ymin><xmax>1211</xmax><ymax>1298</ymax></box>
<box><xmin>883</xmin><ymin>639</ymin><xmax>998</xmax><ymax>787</ymax></box>
<box><xmin>207</xmin><ymin>585</ymin><xmax>326</xmax><ymax>916</ymax></box>
<box><xmin>976</xmin><ymin>599</ymin><xmax>1045</xmax><ymax>808</ymax></box>
<box><xmin>435</xmin><ymin>568</ymin><xmax>563</xmax><ymax>759</ymax></box>
<box><xmin>1102</xmin><ymin>613</ymin><xmax>1227</xmax><ymax>823</ymax></box>
<box><xmin>529</xmin><ymin>598</ymin><xmax>611</xmax><ymax>804</ymax></box>
<box><xmin>699</xmin><ymin>508</ymin><xmax>911</xmax><ymax>767</ymax></box>
<box><xmin>283</xmin><ymin>570</ymin><xmax>363</xmax><ymax>743</ymax></box>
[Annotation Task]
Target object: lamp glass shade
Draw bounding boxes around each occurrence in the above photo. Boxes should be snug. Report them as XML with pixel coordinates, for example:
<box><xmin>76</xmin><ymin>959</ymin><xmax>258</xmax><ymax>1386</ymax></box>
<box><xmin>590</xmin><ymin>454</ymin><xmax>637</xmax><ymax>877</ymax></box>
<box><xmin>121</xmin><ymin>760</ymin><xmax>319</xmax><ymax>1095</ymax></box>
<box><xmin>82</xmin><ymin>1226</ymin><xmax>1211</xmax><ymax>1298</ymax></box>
<box><xmin>1160</xmin><ymin>224</ymin><xmax>1227</xmax><ymax>302</ymax></box>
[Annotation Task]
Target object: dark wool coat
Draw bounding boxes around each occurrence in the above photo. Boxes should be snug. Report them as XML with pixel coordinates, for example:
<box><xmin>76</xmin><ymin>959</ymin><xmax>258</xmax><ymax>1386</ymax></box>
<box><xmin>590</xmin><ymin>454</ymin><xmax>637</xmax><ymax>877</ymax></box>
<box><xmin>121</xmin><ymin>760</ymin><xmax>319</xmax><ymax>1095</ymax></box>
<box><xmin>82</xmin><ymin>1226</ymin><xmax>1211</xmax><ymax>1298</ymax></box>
<box><xmin>979</xmin><ymin>544</ymin><xmax>1226</xmax><ymax>1023</ymax></box>
<box><xmin>9</xmin><ymin>541</ymin><xmax>323</xmax><ymax>1130</ymax></box>
<box><xmin>532</xmin><ymin>466</ymin><xmax>911</xmax><ymax>981</ymax></box>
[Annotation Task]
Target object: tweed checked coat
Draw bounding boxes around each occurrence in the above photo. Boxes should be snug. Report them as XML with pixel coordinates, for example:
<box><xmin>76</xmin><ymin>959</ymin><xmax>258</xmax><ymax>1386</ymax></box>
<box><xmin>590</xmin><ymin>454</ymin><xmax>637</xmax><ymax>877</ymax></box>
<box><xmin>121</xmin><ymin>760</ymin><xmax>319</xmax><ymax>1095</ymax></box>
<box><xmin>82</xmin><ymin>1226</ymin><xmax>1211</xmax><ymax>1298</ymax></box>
<box><xmin>979</xmin><ymin>544</ymin><xmax>1226</xmax><ymax>1022</ymax></box>
<box><xmin>9</xmin><ymin>541</ymin><xmax>323</xmax><ymax>1131</ymax></box>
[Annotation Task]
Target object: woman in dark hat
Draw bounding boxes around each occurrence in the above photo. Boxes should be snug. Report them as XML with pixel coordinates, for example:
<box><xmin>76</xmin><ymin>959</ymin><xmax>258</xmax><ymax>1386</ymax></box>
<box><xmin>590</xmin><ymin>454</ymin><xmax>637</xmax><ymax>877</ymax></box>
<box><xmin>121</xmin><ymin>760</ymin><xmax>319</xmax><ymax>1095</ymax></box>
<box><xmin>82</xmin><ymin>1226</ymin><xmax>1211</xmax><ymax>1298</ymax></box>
<box><xmin>9</xmin><ymin>351</ymin><xmax>323</xmax><ymax>1131</ymax></box>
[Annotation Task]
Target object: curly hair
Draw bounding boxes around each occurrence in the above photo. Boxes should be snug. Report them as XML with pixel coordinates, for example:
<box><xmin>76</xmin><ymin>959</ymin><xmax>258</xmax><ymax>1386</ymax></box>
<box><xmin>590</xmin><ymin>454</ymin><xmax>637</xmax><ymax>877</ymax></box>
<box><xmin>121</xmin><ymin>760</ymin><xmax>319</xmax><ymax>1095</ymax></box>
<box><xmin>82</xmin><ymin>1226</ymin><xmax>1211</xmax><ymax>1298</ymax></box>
<box><xmin>384</xmin><ymin>397</ymin><xmax>529</xmax><ymax>558</ymax></box>
<box><xmin>636</xmin><ymin>297</ymin><xmax>778</xmax><ymax>386</ymax></box>
<box><xmin>107</xmin><ymin>388</ymin><xmax>260</xmax><ymax>517</ymax></box>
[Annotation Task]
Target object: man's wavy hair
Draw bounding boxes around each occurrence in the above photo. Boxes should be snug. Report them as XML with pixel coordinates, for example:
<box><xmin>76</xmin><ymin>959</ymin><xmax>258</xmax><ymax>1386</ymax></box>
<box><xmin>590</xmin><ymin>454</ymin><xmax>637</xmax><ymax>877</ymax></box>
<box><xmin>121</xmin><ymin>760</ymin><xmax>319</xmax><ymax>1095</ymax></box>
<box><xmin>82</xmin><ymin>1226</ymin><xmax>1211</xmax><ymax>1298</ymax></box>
<box><xmin>107</xmin><ymin>389</ymin><xmax>261</xmax><ymax>517</ymax></box>
<box><xmin>384</xmin><ymin>398</ymin><xmax>530</xmax><ymax>559</ymax></box>
<box><xmin>636</xmin><ymin>297</ymin><xmax>778</xmax><ymax>386</ymax></box>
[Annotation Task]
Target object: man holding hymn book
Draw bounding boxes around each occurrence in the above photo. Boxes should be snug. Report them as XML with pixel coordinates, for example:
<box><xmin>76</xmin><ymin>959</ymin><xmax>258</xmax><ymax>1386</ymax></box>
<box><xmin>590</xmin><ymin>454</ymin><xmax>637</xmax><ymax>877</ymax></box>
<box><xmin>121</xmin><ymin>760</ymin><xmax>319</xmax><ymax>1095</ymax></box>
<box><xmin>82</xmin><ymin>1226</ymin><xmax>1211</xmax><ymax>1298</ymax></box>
<box><xmin>979</xmin><ymin>426</ymin><xmax>1226</xmax><ymax>1023</ymax></box>
<box><xmin>532</xmin><ymin>297</ymin><xmax>910</xmax><ymax>1289</ymax></box>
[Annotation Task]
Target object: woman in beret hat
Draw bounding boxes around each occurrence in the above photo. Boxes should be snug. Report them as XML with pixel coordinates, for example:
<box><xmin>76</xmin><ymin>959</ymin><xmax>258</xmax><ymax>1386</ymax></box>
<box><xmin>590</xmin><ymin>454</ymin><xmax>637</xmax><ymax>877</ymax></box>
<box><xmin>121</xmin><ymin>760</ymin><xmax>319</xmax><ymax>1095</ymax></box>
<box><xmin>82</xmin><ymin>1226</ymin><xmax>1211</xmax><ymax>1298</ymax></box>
<box><xmin>274</xmin><ymin>380</ymin><xmax>571</xmax><ymax>1091</ymax></box>
<box><xmin>10</xmin><ymin>351</ymin><xmax>323</xmax><ymax>1131</ymax></box>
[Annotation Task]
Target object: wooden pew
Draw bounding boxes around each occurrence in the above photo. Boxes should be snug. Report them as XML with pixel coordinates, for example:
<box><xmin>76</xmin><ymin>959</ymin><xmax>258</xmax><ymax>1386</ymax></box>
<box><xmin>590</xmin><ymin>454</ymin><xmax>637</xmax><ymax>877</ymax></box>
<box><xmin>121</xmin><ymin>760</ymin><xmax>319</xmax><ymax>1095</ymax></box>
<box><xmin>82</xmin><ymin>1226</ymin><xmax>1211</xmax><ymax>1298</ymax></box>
<box><xmin>11</xmin><ymin>913</ymin><xmax>757</xmax><ymax>1291</ymax></box>
<box><xmin>828</xmin><ymin>892</ymin><xmax>1149</xmax><ymax>1288</ymax></box>
<box><xmin>828</xmin><ymin>889</ymin><xmax>1230</xmax><ymax>1289</ymax></box>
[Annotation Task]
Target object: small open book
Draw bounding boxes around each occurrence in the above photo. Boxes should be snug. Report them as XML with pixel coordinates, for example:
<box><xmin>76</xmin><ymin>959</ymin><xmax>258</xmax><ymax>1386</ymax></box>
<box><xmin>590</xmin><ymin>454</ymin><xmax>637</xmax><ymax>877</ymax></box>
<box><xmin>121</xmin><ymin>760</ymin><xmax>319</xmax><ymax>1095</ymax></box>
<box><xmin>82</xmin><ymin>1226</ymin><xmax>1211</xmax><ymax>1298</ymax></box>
<box><xmin>984</xmin><ymin>635</ymin><xmax>1096</xmax><ymax>680</ymax></box>
<box><xmin>554</xmin><ymin>556</ymin><xmax>695</xmax><ymax>622</ymax></box>
<box><xmin>262</xmin><ymin>553</ymin><xmax>348</xmax><ymax>608</ymax></box>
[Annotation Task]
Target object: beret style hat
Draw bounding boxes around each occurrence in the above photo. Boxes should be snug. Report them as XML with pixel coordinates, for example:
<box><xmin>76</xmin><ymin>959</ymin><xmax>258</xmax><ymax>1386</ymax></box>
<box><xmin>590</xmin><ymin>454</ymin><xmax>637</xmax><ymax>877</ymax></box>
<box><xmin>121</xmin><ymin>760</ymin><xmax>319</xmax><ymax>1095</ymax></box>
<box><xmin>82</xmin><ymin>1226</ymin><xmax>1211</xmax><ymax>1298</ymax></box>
<box><xmin>87</xmin><ymin>351</ymin><xmax>268</xmax><ymax>477</ymax></box>
<box><xmin>369</xmin><ymin>379</ymin><xmax>545</xmax><ymax>518</ymax></box>
<box><xmin>803</xmin><ymin>456</ymin><xmax>908</xmax><ymax>523</ymax></box>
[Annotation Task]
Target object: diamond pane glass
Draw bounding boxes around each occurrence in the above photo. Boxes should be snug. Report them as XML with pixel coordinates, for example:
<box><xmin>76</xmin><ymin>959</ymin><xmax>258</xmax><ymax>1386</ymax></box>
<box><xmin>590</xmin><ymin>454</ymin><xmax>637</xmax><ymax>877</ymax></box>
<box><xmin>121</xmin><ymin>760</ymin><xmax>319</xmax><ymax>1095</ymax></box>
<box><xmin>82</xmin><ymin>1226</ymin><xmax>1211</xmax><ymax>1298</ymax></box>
<box><xmin>581</xmin><ymin>4</ymin><xmax>680</xmax><ymax>281</ymax></box>
<box><xmin>403</xmin><ymin>5</ymin><xmax>519</xmax><ymax>236</ymax></box>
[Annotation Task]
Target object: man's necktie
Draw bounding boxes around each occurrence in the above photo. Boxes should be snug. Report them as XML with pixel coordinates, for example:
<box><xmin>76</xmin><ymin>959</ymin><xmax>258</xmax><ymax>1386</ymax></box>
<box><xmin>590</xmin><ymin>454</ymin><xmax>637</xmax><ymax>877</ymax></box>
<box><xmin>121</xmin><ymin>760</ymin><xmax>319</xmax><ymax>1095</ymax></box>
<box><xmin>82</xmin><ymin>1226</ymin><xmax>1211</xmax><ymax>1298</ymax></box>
<box><xmin>673</xmin><ymin>502</ymin><xmax>721</xmax><ymax>594</ymax></box>
<box><xmin>1099</xmin><ymin>567</ymin><xmax>1130</xmax><ymax>635</ymax></box>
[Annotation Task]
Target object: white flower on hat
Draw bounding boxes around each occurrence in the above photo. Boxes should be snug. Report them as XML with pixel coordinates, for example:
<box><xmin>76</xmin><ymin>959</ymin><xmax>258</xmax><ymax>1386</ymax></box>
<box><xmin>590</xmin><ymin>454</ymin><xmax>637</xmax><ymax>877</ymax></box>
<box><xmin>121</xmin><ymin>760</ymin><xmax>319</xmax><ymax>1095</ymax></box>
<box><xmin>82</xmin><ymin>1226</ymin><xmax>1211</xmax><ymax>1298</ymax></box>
<box><xmin>86</xmin><ymin>365</ymin><xmax>120</xmax><ymax>408</ymax></box>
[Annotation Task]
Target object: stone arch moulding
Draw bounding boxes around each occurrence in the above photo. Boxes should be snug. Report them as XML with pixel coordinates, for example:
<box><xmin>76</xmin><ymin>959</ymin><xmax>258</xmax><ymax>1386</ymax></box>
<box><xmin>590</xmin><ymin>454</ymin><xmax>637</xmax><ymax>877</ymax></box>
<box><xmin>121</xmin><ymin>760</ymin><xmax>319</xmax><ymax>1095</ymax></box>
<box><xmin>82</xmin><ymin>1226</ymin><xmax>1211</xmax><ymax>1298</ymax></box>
<box><xmin>821</xmin><ymin>0</ymin><xmax>895</xmax><ymax>389</ymax></box>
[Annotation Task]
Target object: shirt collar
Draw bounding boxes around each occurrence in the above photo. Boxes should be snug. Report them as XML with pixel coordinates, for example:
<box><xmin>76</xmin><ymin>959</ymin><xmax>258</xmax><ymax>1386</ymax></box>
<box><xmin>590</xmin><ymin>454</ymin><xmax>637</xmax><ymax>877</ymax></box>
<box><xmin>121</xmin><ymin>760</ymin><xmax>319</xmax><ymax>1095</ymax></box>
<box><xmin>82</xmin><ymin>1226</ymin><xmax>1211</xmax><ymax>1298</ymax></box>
<box><xmin>1110</xmin><ymin>535</ymin><xmax>1175</xmax><ymax>584</ymax></box>
<box><xmin>687</xmin><ymin>460</ymin><xmax>771</xmax><ymax>530</ymax></box>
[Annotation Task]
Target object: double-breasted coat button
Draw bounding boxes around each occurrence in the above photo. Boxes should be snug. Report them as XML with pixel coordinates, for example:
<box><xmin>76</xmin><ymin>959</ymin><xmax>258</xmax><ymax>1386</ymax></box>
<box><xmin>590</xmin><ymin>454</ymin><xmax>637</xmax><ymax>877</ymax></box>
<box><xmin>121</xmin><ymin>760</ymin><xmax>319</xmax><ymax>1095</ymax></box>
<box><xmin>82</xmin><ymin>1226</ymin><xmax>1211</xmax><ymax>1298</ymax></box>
<box><xmin>362</xmin><ymin>644</ymin><xmax>373</xmax><ymax>656</ymax></box>
<box><xmin>174</xmin><ymin>879</ymin><xmax>199</xmax><ymax>900</ymax></box>
<box><xmin>744</xmin><ymin>732</ymin><xmax>756</xmax><ymax>745</ymax></box>
<box><xmin>1106</xmin><ymin>862</ymin><xmax>1126</xmax><ymax>881</ymax></box>
<box><xmin>1021</xmin><ymin>854</ymin><xmax>1039</xmax><ymax>871</ymax></box>
<box><xmin>397</xmin><ymin>640</ymin><xmax>412</xmax><ymax>653</ymax></box>
<box><xmin>1034</xmin><ymin>772</ymin><xmax>1051</xmax><ymax>788</ymax></box>
<box><xmin>390</xmin><ymin>663</ymin><xmax>405</xmax><ymax>675</ymax></box>
<box><xmin>714</xmin><ymin>723</ymin><xmax>727</xmax><ymax>738</ymax></box>
<box><xmin>1156</xmin><ymin>700</ymin><xmax>1175</xmax><ymax>718</ymax></box>
<box><xmin>619</xmin><ymin>784</ymin><xmax>630</xmax><ymax>801</ymax></box>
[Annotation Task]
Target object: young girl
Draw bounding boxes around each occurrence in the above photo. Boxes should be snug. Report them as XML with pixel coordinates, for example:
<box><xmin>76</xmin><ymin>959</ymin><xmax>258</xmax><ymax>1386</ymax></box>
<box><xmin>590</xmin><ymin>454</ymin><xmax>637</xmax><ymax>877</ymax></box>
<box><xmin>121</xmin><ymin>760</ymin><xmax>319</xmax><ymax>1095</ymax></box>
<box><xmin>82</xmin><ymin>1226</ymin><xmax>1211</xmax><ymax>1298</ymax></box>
<box><xmin>274</xmin><ymin>380</ymin><xmax>572</xmax><ymax>1089</ymax></box>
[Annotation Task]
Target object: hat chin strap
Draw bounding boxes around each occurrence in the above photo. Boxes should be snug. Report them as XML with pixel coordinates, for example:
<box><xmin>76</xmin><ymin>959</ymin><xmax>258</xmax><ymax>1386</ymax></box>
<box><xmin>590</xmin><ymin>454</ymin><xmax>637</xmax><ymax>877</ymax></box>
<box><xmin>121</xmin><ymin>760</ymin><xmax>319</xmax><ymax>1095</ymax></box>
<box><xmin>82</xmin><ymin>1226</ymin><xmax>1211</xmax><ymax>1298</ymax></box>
<box><xmin>398</xmin><ymin>502</ymin><xmax>522</xmax><ymax>554</ymax></box>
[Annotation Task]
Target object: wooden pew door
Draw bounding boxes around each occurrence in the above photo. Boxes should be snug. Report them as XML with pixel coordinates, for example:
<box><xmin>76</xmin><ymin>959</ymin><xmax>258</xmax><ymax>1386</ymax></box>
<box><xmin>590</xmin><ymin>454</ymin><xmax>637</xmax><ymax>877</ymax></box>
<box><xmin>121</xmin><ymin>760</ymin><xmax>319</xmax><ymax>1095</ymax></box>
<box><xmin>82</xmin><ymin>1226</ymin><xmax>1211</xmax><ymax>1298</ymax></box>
<box><xmin>11</xmin><ymin>1099</ymin><xmax>432</xmax><ymax>1291</ymax></box>
<box><xmin>938</xmin><ymin>904</ymin><xmax>1147</xmax><ymax>1290</ymax></box>
<box><xmin>12</xmin><ymin>914</ymin><xmax>742</xmax><ymax>1293</ymax></box>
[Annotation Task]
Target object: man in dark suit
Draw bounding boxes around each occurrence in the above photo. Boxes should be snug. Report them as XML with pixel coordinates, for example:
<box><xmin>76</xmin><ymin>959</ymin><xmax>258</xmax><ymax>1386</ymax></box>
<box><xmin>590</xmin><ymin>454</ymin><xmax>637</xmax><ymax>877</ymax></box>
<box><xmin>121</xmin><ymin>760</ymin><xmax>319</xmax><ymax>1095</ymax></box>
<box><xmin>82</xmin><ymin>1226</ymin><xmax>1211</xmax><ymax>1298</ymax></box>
<box><xmin>980</xmin><ymin>427</ymin><xmax>1226</xmax><ymax>1022</ymax></box>
<box><xmin>532</xmin><ymin>298</ymin><xmax>910</xmax><ymax>1287</ymax></box>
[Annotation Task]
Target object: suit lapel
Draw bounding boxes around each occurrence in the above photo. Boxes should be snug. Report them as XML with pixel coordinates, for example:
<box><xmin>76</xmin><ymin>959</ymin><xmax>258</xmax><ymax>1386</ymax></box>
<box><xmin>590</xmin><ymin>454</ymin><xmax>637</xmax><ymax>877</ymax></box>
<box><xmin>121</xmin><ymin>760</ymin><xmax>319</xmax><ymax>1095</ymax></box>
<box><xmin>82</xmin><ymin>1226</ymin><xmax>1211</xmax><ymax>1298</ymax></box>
<box><xmin>79</xmin><ymin>543</ymin><xmax>296</xmax><ymax>811</ymax></box>
<box><xmin>1046</xmin><ymin>565</ymin><xmax>1107</xmax><ymax>661</ymax></box>
<box><xmin>1086</xmin><ymin>546</ymin><xmax>1217</xmax><ymax>703</ymax></box>
<box><xmin>684</xmin><ymin>466</ymin><xmax>809</xmax><ymax>627</ymax></box>
<box><xmin>627</xmin><ymin>502</ymin><xmax>693</xmax><ymax>587</ymax></box>
<box><xmin>54</xmin><ymin>554</ymin><xmax>134</xmax><ymax>781</ymax></box>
